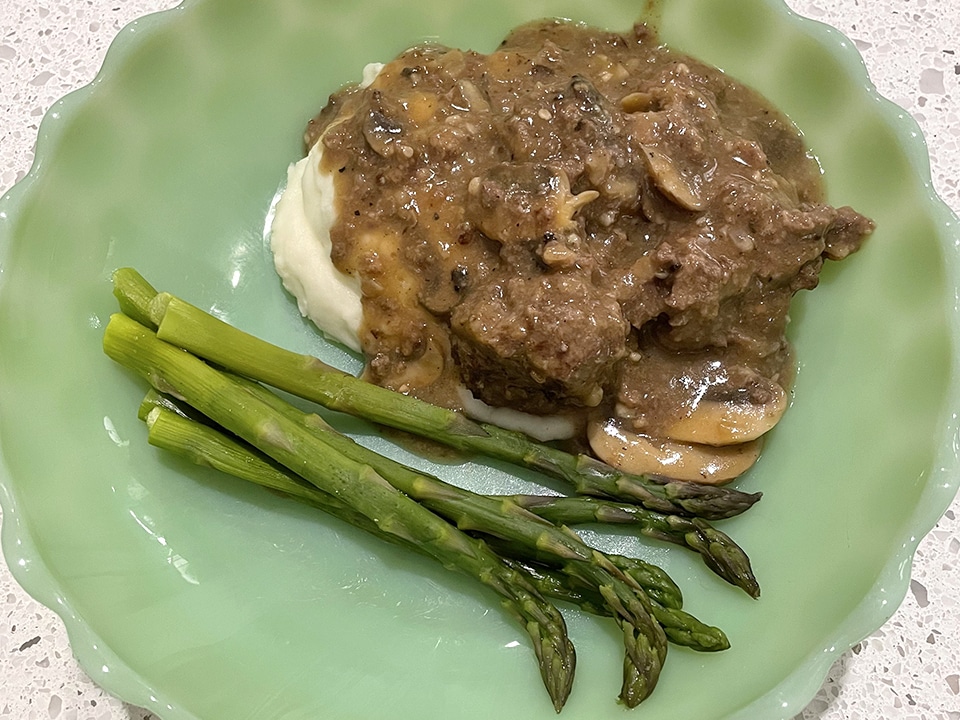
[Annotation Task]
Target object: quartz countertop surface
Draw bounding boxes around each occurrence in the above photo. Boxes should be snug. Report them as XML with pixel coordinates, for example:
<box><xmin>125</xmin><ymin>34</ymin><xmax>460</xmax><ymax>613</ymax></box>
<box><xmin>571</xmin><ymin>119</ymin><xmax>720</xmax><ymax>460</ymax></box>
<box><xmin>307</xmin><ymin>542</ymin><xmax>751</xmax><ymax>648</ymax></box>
<box><xmin>1</xmin><ymin>1</ymin><xmax>959</xmax><ymax>718</ymax></box>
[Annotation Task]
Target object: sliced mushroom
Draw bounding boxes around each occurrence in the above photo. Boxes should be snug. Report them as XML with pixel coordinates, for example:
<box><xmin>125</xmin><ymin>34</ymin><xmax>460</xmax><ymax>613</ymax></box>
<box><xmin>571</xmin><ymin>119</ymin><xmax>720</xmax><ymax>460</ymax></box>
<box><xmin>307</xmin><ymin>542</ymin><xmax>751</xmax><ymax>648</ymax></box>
<box><xmin>383</xmin><ymin>334</ymin><xmax>448</xmax><ymax>394</ymax></box>
<box><xmin>456</xmin><ymin>79</ymin><xmax>490</xmax><ymax>113</ymax></box>
<box><xmin>665</xmin><ymin>382</ymin><xmax>788</xmax><ymax>446</ymax></box>
<box><xmin>640</xmin><ymin>145</ymin><xmax>704</xmax><ymax>211</ymax></box>
<box><xmin>557</xmin><ymin>188</ymin><xmax>600</xmax><ymax>227</ymax></box>
<box><xmin>588</xmin><ymin>417</ymin><xmax>761</xmax><ymax>484</ymax></box>
<box><xmin>621</xmin><ymin>91</ymin><xmax>656</xmax><ymax>113</ymax></box>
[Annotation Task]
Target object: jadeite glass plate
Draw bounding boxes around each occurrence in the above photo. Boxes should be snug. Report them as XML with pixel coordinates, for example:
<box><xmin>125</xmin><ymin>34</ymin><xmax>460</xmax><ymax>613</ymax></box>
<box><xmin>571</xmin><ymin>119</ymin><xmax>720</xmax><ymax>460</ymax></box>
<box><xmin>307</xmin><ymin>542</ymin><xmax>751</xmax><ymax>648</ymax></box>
<box><xmin>0</xmin><ymin>0</ymin><xmax>957</xmax><ymax>718</ymax></box>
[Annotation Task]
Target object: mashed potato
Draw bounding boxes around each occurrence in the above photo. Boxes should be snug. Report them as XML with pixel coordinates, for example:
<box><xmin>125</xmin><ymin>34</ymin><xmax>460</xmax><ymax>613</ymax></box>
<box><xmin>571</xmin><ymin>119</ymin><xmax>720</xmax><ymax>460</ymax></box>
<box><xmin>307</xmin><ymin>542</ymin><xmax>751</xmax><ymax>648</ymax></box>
<box><xmin>269</xmin><ymin>64</ymin><xmax>389</xmax><ymax>353</ymax></box>
<box><xmin>270</xmin><ymin>140</ymin><xmax>364</xmax><ymax>353</ymax></box>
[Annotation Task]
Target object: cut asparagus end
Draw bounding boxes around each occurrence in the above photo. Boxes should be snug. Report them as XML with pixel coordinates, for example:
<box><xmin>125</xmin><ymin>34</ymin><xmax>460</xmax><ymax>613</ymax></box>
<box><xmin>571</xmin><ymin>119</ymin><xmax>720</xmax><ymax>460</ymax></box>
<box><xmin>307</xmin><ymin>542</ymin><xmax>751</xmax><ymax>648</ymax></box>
<box><xmin>112</xmin><ymin>267</ymin><xmax>158</xmax><ymax>329</ymax></box>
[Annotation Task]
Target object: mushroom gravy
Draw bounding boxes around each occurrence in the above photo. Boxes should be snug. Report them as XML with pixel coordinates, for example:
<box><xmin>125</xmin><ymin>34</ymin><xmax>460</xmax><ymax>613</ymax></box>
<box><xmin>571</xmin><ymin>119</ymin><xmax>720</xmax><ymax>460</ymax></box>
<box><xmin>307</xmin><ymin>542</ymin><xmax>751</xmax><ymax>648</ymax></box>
<box><xmin>296</xmin><ymin>19</ymin><xmax>872</xmax><ymax>481</ymax></box>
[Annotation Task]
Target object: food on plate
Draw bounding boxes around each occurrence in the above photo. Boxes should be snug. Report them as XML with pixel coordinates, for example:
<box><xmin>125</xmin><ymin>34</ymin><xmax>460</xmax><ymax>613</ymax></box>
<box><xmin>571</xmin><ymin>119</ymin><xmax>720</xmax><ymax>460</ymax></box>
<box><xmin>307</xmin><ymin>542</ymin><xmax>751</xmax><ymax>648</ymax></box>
<box><xmin>270</xmin><ymin>19</ymin><xmax>873</xmax><ymax>483</ymax></box>
<box><xmin>118</xmin><ymin>268</ymin><xmax>761</xmax><ymax>522</ymax></box>
<box><xmin>103</xmin><ymin>15</ymin><xmax>874</xmax><ymax>713</ymax></box>
<box><xmin>106</xmin><ymin>268</ymin><xmax>758</xmax><ymax>711</ymax></box>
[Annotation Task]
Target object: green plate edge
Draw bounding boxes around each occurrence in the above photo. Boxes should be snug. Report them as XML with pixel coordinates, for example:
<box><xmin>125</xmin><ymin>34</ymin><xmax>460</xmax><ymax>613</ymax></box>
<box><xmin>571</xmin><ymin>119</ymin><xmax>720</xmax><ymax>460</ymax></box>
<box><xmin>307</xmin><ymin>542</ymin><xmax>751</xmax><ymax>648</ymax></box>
<box><xmin>0</xmin><ymin>8</ymin><xmax>199</xmax><ymax>717</ymax></box>
<box><xmin>0</xmin><ymin>0</ymin><xmax>956</xmax><ymax>718</ymax></box>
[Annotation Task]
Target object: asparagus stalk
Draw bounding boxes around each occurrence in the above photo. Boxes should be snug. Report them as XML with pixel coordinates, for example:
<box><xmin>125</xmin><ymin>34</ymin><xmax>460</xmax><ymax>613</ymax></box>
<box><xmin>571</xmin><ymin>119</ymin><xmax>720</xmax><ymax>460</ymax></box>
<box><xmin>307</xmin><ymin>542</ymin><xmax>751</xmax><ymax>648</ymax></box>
<box><xmin>108</xmin><ymin>316</ymin><xmax>668</xmax><ymax>705</ymax></box>
<box><xmin>199</xmin><ymin>376</ymin><xmax>738</xmax><ymax>699</ymax></box>
<box><xmin>485</xmin><ymin>537</ymin><xmax>729</xmax><ymax>653</ymax></box>
<box><xmin>143</xmin><ymin>403</ymin><xmax>371</xmax><ymax>523</ymax></box>
<box><xmin>142</xmin><ymin>399</ymin><xmax>727</xmax><ymax>652</ymax></box>
<box><xmin>138</xmin><ymin>388</ymin><xmax>208</xmax><ymax>424</ymax></box>
<box><xmin>141</xmin><ymin>400</ymin><xmax>580</xmax><ymax>603</ymax></box>
<box><xmin>104</xmin><ymin>314</ymin><xmax>576</xmax><ymax>712</ymax></box>
<box><xmin>509</xmin><ymin>495</ymin><xmax>759</xmax><ymax>598</ymax></box>
<box><xmin>112</xmin><ymin>266</ymin><xmax>159</xmax><ymax>329</ymax></box>
<box><xmin>111</xmin><ymin>268</ymin><xmax>759</xmax><ymax>520</ymax></box>
<box><xmin>139</xmin><ymin>384</ymin><xmax>756</xmax><ymax>599</ymax></box>
<box><xmin>236</xmin><ymin>374</ymin><xmax>683</xmax><ymax>608</ymax></box>
<box><xmin>502</xmin><ymin>558</ymin><xmax>610</xmax><ymax>617</ymax></box>
<box><xmin>227</xmin><ymin>372</ymin><xmax>673</xmax><ymax>703</ymax></box>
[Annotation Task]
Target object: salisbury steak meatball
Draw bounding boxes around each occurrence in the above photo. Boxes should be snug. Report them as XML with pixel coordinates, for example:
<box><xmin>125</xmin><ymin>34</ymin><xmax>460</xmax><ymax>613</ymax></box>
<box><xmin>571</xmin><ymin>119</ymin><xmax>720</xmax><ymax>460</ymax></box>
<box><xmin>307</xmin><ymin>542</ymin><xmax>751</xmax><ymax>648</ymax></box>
<box><xmin>450</xmin><ymin>273</ymin><xmax>628</xmax><ymax>413</ymax></box>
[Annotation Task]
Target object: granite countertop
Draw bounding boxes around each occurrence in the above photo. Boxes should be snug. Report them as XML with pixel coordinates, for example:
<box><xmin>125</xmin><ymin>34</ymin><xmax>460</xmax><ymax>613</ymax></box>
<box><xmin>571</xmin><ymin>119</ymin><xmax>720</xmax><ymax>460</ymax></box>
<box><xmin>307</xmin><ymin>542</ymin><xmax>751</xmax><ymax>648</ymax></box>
<box><xmin>1</xmin><ymin>1</ymin><xmax>958</xmax><ymax>718</ymax></box>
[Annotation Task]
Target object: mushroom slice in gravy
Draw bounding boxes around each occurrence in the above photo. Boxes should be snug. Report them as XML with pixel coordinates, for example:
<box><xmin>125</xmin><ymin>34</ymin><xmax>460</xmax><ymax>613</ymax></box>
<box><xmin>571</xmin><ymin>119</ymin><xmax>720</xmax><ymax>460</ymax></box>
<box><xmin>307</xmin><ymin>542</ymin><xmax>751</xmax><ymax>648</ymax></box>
<box><xmin>587</xmin><ymin>418</ymin><xmax>762</xmax><ymax>485</ymax></box>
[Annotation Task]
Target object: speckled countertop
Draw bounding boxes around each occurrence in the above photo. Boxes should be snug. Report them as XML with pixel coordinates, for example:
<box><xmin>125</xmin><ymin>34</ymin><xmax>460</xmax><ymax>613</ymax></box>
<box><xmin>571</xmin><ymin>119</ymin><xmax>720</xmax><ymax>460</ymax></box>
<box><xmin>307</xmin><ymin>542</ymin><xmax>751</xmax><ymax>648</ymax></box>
<box><xmin>1</xmin><ymin>1</ymin><xmax>959</xmax><ymax>718</ymax></box>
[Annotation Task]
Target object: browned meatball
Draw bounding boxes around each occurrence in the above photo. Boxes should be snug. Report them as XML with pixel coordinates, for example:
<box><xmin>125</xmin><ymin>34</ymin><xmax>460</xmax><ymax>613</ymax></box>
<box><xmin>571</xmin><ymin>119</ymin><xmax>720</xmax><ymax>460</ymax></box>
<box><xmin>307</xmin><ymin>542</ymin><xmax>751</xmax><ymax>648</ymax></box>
<box><xmin>450</xmin><ymin>273</ymin><xmax>628</xmax><ymax>413</ymax></box>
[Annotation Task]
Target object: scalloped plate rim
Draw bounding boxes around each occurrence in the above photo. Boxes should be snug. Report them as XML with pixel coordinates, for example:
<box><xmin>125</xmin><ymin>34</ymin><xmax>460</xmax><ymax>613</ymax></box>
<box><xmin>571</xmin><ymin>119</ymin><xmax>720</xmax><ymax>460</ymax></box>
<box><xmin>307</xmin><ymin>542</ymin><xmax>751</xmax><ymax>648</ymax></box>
<box><xmin>0</xmin><ymin>1</ymin><xmax>957</xmax><ymax>718</ymax></box>
<box><xmin>0</xmin><ymin>3</ymin><xmax>202</xmax><ymax>718</ymax></box>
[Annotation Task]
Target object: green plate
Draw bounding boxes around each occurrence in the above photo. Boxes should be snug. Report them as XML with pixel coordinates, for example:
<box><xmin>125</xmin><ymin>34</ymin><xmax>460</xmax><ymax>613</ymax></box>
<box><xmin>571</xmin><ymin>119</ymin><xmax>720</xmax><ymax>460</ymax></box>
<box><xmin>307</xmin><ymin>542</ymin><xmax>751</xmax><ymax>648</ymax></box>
<box><xmin>1</xmin><ymin>0</ymin><xmax>957</xmax><ymax>718</ymax></box>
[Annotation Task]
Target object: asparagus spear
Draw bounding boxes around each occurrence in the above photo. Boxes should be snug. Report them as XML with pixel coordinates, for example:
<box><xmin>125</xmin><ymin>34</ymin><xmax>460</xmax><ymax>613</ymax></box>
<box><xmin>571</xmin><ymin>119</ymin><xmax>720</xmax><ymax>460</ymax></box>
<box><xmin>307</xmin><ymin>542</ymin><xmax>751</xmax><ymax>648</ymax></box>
<box><xmin>496</xmin><ymin>558</ymin><xmax>732</xmax><ymax>698</ymax></box>
<box><xmin>226</xmin><ymin>371</ymin><xmax>673</xmax><ymax>703</ymax></box>
<box><xmin>142</xmin><ymin>398</ymin><xmax>728</xmax><ymax>652</ymax></box>
<box><xmin>111</xmin><ymin>268</ymin><xmax>759</xmax><ymax>520</ymax></box>
<box><xmin>108</xmin><ymin>315</ymin><xmax>670</xmax><ymax>705</ymax></box>
<box><xmin>233</xmin><ymin>373</ymin><xmax>682</xmax><ymax>607</ymax></box>
<box><xmin>139</xmin><ymin>384</ymin><xmax>757</xmax><ymax>599</ymax></box>
<box><xmin>140</xmin><ymin>399</ymin><xmax>581</xmax><ymax>604</ymax></box>
<box><xmin>113</xmin><ymin>266</ymin><xmax>159</xmax><ymax>329</ymax></box>
<box><xmin>142</xmin><ymin>403</ymin><xmax>371</xmax><ymax>523</ymax></box>
<box><xmin>209</xmin><ymin>377</ymin><xmax>737</xmax><ymax>699</ymax></box>
<box><xmin>501</xmin><ymin>558</ymin><xmax>610</xmax><ymax>617</ymax></box>
<box><xmin>104</xmin><ymin>313</ymin><xmax>576</xmax><ymax>712</ymax></box>
<box><xmin>509</xmin><ymin>495</ymin><xmax>759</xmax><ymax>598</ymax></box>
<box><xmin>486</xmin><ymin>537</ymin><xmax>729</xmax><ymax>653</ymax></box>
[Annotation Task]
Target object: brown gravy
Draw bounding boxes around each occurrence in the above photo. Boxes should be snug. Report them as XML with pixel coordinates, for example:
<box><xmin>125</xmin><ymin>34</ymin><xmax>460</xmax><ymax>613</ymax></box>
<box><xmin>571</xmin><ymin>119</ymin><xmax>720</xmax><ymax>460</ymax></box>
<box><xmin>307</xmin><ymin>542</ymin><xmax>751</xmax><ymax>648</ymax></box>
<box><xmin>305</xmin><ymin>19</ymin><xmax>872</xmax><ymax>452</ymax></box>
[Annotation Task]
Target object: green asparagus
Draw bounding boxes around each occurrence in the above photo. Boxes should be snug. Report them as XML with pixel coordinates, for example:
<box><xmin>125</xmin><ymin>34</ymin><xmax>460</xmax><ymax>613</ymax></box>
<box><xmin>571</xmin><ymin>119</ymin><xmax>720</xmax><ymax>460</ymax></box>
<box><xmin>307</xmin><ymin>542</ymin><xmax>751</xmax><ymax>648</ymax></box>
<box><xmin>104</xmin><ymin>313</ymin><xmax>576</xmax><ymax>712</ymax></box>
<box><xmin>139</xmin><ymin>382</ymin><xmax>755</xmax><ymax>599</ymax></box>
<box><xmin>107</xmin><ymin>268</ymin><xmax>754</xmax><ymax>708</ymax></box>
<box><xmin>138</xmin><ymin>384</ymin><xmax>755</xmax><ymax>598</ymax></box>
<box><xmin>111</xmin><ymin>268</ymin><xmax>760</xmax><ymax>520</ymax></box>
<box><xmin>142</xmin><ymin>396</ymin><xmax>728</xmax><ymax>652</ymax></box>
<box><xmin>233</xmin><ymin>374</ymin><xmax>682</xmax><ymax>607</ymax></box>
<box><xmin>509</xmin><ymin>495</ymin><xmax>759</xmax><ymax>598</ymax></box>
<box><xmin>226</xmin><ymin>368</ymin><xmax>673</xmax><ymax>703</ymax></box>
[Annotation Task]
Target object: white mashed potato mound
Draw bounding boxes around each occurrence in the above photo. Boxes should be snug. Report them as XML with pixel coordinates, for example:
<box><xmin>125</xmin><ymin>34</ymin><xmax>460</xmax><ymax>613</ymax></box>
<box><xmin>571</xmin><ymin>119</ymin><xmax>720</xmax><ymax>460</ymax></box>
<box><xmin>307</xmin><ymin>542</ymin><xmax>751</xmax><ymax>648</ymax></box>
<box><xmin>269</xmin><ymin>63</ymin><xmax>384</xmax><ymax>352</ymax></box>
<box><xmin>269</xmin><ymin>62</ymin><xmax>576</xmax><ymax>442</ymax></box>
<box><xmin>271</xmin><ymin>141</ymin><xmax>364</xmax><ymax>352</ymax></box>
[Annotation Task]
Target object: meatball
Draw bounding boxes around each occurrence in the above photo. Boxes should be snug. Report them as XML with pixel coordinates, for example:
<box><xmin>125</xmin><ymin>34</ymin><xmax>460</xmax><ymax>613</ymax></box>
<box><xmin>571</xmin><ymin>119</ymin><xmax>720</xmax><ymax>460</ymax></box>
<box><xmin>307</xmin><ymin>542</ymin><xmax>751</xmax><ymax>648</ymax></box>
<box><xmin>450</xmin><ymin>273</ymin><xmax>628</xmax><ymax>413</ymax></box>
